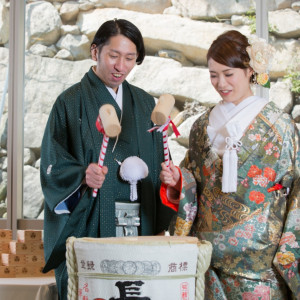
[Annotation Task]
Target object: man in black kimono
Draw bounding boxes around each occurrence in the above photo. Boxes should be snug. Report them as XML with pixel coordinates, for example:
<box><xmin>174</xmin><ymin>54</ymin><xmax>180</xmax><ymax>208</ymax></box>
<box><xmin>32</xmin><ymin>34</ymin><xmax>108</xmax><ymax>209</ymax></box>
<box><xmin>40</xmin><ymin>19</ymin><xmax>174</xmax><ymax>299</ymax></box>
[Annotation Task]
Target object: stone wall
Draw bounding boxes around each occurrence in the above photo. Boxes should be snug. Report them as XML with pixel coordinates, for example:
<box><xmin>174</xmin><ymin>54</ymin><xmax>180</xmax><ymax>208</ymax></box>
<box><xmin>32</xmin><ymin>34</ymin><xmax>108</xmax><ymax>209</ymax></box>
<box><xmin>0</xmin><ymin>0</ymin><xmax>299</xmax><ymax>218</ymax></box>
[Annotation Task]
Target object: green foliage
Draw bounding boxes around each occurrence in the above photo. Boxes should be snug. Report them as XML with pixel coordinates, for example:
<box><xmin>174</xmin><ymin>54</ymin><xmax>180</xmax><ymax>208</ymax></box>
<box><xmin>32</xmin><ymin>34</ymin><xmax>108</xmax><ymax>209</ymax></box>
<box><xmin>284</xmin><ymin>71</ymin><xmax>300</xmax><ymax>94</ymax></box>
<box><xmin>243</xmin><ymin>9</ymin><xmax>277</xmax><ymax>34</ymax></box>
<box><xmin>268</xmin><ymin>24</ymin><xmax>278</xmax><ymax>34</ymax></box>
<box><xmin>245</xmin><ymin>9</ymin><xmax>256</xmax><ymax>33</ymax></box>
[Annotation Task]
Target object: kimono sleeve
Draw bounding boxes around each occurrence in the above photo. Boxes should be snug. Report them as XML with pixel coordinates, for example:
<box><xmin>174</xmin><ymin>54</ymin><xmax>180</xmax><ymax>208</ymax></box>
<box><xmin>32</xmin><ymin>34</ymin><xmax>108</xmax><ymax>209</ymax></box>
<box><xmin>162</xmin><ymin>148</ymin><xmax>198</xmax><ymax>236</ymax></box>
<box><xmin>273</xmin><ymin>121</ymin><xmax>300</xmax><ymax>298</ymax></box>
<box><xmin>160</xmin><ymin>166</ymin><xmax>183</xmax><ymax>212</ymax></box>
<box><xmin>40</xmin><ymin>95</ymin><xmax>87</xmax><ymax>213</ymax></box>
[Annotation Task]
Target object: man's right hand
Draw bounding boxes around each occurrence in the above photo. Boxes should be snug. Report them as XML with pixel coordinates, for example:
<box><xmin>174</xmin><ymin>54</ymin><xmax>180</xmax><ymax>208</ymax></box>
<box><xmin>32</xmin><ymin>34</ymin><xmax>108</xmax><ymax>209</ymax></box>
<box><xmin>85</xmin><ymin>163</ymin><xmax>108</xmax><ymax>189</ymax></box>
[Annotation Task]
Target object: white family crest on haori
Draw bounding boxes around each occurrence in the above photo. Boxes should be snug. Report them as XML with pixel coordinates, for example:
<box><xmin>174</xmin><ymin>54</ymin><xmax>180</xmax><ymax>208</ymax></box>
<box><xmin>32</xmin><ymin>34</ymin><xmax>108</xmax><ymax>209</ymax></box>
<box><xmin>118</xmin><ymin>156</ymin><xmax>149</xmax><ymax>201</ymax></box>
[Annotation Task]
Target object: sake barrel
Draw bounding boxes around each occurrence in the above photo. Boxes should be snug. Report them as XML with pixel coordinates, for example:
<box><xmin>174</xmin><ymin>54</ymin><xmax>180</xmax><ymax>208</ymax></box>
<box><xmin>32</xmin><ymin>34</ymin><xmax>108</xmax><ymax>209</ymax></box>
<box><xmin>66</xmin><ymin>236</ymin><xmax>212</xmax><ymax>300</ymax></box>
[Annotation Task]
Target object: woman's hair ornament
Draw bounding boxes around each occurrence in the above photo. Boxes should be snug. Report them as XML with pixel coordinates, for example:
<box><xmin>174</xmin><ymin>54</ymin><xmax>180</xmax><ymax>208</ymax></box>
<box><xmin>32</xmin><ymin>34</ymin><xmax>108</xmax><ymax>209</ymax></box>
<box><xmin>246</xmin><ymin>35</ymin><xmax>275</xmax><ymax>88</ymax></box>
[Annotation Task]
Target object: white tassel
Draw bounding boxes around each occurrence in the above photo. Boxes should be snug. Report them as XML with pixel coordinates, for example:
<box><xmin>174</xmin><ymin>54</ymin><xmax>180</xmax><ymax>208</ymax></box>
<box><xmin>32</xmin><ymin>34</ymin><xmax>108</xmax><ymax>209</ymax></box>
<box><xmin>229</xmin><ymin>149</ymin><xmax>238</xmax><ymax>192</ymax></box>
<box><xmin>222</xmin><ymin>137</ymin><xmax>241</xmax><ymax>193</ymax></box>
<box><xmin>222</xmin><ymin>149</ymin><xmax>230</xmax><ymax>193</ymax></box>
<box><xmin>119</xmin><ymin>156</ymin><xmax>149</xmax><ymax>202</ymax></box>
<box><xmin>130</xmin><ymin>181</ymin><xmax>138</xmax><ymax>201</ymax></box>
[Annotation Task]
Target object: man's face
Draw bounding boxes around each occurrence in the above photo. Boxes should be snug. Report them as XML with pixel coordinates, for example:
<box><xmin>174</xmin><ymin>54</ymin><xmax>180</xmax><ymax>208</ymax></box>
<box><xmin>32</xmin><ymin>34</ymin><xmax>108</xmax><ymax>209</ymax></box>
<box><xmin>91</xmin><ymin>34</ymin><xmax>138</xmax><ymax>92</ymax></box>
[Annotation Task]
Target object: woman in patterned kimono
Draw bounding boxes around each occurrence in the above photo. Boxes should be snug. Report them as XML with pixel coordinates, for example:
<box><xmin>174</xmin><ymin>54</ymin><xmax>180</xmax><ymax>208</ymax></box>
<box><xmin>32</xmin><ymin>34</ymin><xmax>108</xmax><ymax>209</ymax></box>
<box><xmin>160</xmin><ymin>30</ymin><xmax>300</xmax><ymax>299</ymax></box>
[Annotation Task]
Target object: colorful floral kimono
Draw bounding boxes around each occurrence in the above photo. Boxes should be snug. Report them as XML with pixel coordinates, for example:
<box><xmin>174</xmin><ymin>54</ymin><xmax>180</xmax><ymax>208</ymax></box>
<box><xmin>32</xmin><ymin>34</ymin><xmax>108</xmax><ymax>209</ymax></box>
<box><xmin>162</xmin><ymin>101</ymin><xmax>300</xmax><ymax>299</ymax></box>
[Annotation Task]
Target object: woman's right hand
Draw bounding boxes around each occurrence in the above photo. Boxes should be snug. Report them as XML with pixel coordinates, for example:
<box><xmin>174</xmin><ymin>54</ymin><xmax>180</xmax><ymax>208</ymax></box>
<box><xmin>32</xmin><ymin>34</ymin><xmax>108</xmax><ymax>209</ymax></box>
<box><xmin>159</xmin><ymin>161</ymin><xmax>180</xmax><ymax>189</ymax></box>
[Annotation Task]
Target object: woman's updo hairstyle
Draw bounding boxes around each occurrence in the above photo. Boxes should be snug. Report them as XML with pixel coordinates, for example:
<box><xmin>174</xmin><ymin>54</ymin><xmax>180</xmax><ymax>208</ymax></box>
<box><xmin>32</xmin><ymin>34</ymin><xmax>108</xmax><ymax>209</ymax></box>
<box><xmin>207</xmin><ymin>30</ymin><xmax>252</xmax><ymax>72</ymax></box>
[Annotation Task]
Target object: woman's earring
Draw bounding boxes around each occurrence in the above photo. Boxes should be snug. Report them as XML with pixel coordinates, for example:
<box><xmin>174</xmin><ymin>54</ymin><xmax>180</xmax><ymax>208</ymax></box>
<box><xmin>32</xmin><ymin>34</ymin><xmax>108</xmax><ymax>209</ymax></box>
<box><xmin>252</xmin><ymin>72</ymin><xmax>257</xmax><ymax>85</ymax></box>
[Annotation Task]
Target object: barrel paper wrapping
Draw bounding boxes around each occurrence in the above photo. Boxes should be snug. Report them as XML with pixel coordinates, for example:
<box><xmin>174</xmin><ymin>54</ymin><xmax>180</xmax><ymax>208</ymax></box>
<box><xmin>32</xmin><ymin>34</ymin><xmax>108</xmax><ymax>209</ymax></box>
<box><xmin>73</xmin><ymin>236</ymin><xmax>200</xmax><ymax>300</ymax></box>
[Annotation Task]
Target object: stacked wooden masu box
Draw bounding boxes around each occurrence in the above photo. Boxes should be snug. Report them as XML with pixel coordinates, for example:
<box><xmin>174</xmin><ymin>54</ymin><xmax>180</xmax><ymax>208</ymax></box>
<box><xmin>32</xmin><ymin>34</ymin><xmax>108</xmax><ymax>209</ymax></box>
<box><xmin>0</xmin><ymin>229</ymin><xmax>54</xmax><ymax>278</ymax></box>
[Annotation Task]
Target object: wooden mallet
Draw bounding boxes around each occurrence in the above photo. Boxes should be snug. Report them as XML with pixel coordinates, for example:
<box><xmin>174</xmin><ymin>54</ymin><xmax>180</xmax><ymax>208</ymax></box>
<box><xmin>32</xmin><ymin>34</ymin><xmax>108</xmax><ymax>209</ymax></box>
<box><xmin>93</xmin><ymin>104</ymin><xmax>121</xmax><ymax>197</ymax></box>
<box><xmin>150</xmin><ymin>94</ymin><xmax>178</xmax><ymax>168</ymax></box>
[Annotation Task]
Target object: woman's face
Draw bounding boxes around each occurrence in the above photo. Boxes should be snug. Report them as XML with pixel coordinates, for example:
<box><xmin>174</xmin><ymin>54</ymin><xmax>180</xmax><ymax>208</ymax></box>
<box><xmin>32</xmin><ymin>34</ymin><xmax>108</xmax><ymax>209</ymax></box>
<box><xmin>208</xmin><ymin>58</ymin><xmax>253</xmax><ymax>106</ymax></box>
<box><xmin>91</xmin><ymin>34</ymin><xmax>138</xmax><ymax>92</ymax></box>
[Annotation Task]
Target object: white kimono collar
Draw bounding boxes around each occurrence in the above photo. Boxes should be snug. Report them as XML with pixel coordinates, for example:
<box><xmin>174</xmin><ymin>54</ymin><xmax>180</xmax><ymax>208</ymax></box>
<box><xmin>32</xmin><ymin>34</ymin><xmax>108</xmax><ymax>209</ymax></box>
<box><xmin>106</xmin><ymin>84</ymin><xmax>123</xmax><ymax>110</ymax></box>
<box><xmin>207</xmin><ymin>95</ymin><xmax>268</xmax><ymax>193</ymax></box>
<box><xmin>106</xmin><ymin>84</ymin><xmax>123</xmax><ymax>152</ymax></box>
